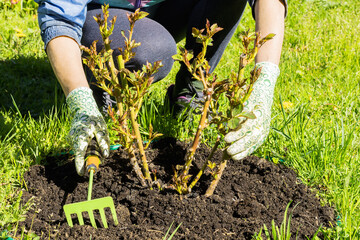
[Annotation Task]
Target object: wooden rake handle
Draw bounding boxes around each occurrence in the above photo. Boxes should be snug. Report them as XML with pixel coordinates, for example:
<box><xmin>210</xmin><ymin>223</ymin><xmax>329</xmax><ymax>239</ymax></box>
<box><xmin>85</xmin><ymin>138</ymin><xmax>102</xmax><ymax>173</ymax></box>
<box><xmin>85</xmin><ymin>138</ymin><xmax>102</xmax><ymax>201</ymax></box>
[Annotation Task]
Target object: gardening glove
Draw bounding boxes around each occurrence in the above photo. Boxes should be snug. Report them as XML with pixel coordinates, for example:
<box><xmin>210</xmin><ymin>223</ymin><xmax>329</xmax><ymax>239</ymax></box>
<box><xmin>224</xmin><ymin>62</ymin><xmax>280</xmax><ymax>160</ymax></box>
<box><xmin>66</xmin><ymin>87</ymin><xmax>110</xmax><ymax>176</ymax></box>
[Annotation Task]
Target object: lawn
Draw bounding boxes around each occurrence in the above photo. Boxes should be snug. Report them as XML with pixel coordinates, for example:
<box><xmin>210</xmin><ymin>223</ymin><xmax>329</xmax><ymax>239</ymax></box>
<box><xmin>0</xmin><ymin>0</ymin><xmax>359</xmax><ymax>238</ymax></box>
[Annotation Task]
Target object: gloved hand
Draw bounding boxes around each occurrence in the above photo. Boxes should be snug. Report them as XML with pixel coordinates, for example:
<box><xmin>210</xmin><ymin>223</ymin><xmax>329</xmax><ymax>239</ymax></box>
<box><xmin>224</xmin><ymin>62</ymin><xmax>280</xmax><ymax>160</ymax></box>
<box><xmin>66</xmin><ymin>87</ymin><xmax>110</xmax><ymax>175</ymax></box>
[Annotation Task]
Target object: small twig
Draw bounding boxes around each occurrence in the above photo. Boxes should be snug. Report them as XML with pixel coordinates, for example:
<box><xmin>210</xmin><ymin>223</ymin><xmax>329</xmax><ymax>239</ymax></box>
<box><xmin>188</xmin><ymin>136</ymin><xmax>221</xmax><ymax>191</ymax></box>
<box><xmin>205</xmin><ymin>152</ymin><xmax>229</xmax><ymax>197</ymax></box>
<box><xmin>146</xmin><ymin>229</ymin><xmax>164</xmax><ymax>234</ymax></box>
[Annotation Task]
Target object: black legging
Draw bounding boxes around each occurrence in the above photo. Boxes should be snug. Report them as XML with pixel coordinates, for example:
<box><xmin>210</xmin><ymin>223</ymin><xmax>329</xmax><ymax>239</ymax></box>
<box><xmin>81</xmin><ymin>0</ymin><xmax>248</xmax><ymax>107</ymax></box>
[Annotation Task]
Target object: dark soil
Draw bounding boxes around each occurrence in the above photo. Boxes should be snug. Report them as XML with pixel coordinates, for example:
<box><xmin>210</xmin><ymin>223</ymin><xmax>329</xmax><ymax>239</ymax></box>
<box><xmin>19</xmin><ymin>138</ymin><xmax>335</xmax><ymax>239</ymax></box>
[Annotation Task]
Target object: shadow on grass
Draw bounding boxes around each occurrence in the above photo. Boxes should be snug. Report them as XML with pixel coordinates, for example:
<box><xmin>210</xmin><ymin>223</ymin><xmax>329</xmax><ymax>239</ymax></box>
<box><xmin>0</xmin><ymin>55</ymin><xmax>64</xmax><ymax>116</ymax></box>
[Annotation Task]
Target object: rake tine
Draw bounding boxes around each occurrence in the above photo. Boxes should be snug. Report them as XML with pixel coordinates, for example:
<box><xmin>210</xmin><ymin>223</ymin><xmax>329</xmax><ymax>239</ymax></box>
<box><xmin>110</xmin><ymin>205</ymin><xmax>119</xmax><ymax>226</ymax></box>
<box><xmin>104</xmin><ymin>196</ymin><xmax>119</xmax><ymax>226</ymax></box>
<box><xmin>64</xmin><ymin>209</ymin><xmax>74</xmax><ymax>227</ymax></box>
<box><xmin>88</xmin><ymin>210</ymin><xmax>97</xmax><ymax>228</ymax></box>
<box><xmin>78</xmin><ymin>212</ymin><xmax>85</xmax><ymax>225</ymax></box>
<box><xmin>99</xmin><ymin>208</ymin><xmax>108</xmax><ymax>228</ymax></box>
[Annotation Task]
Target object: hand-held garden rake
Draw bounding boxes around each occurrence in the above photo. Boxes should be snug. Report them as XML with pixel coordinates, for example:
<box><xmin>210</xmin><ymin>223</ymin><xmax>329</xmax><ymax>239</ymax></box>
<box><xmin>63</xmin><ymin>139</ymin><xmax>119</xmax><ymax>228</ymax></box>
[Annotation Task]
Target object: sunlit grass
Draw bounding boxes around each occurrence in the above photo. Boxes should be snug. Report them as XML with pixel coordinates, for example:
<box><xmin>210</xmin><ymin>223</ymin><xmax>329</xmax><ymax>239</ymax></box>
<box><xmin>0</xmin><ymin>104</ymin><xmax>70</xmax><ymax>230</ymax></box>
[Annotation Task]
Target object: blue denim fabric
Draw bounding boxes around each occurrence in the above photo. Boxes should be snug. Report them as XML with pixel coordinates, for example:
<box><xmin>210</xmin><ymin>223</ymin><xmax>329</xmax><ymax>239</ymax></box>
<box><xmin>36</xmin><ymin>0</ymin><xmax>90</xmax><ymax>48</ymax></box>
<box><xmin>36</xmin><ymin>0</ymin><xmax>165</xmax><ymax>49</ymax></box>
<box><xmin>40</xmin><ymin>23</ymin><xmax>82</xmax><ymax>48</ymax></box>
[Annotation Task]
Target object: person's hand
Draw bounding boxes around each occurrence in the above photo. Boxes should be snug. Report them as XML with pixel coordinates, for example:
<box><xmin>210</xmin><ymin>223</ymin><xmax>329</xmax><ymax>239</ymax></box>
<box><xmin>224</xmin><ymin>62</ymin><xmax>280</xmax><ymax>160</ymax></box>
<box><xmin>66</xmin><ymin>87</ymin><xmax>110</xmax><ymax>175</ymax></box>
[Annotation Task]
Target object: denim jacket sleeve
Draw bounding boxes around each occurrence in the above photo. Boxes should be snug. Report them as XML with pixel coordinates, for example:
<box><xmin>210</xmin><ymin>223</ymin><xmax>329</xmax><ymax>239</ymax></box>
<box><xmin>35</xmin><ymin>0</ymin><xmax>91</xmax><ymax>49</ymax></box>
<box><xmin>247</xmin><ymin>0</ymin><xmax>287</xmax><ymax>20</ymax></box>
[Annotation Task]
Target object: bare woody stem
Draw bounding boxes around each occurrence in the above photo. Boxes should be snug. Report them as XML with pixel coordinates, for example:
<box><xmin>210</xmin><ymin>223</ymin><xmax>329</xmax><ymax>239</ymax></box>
<box><xmin>179</xmin><ymin>68</ymin><xmax>212</xmax><ymax>179</ymax></box>
<box><xmin>198</xmin><ymin>67</ymin><xmax>207</xmax><ymax>89</ymax></box>
<box><xmin>237</xmin><ymin>54</ymin><xmax>246</xmax><ymax>83</ymax></box>
<box><xmin>112</xmin><ymin>97</ymin><xmax>146</xmax><ymax>185</ymax></box>
<box><xmin>128</xmin><ymin>22</ymin><xmax>134</xmax><ymax>43</ymax></box>
<box><xmin>127</xmin><ymin>145</ymin><xmax>147</xmax><ymax>186</ymax></box>
<box><xmin>115</xmin><ymin>56</ymin><xmax>127</xmax><ymax>122</ymax></box>
<box><xmin>107</xmin><ymin>54</ymin><xmax>119</xmax><ymax>84</ymax></box>
<box><xmin>188</xmin><ymin>137</ymin><xmax>221</xmax><ymax>191</ymax></box>
<box><xmin>181</xmin><ymin>96</ymin><xmax>211</xmax><ymax>177</ymax></box>
<box><xmin>129</xmin><ymin>106</ymin><xmax>153</xmax><ymax>189</ymax></box>
<box><xmin>101</xmin><ymin>21</ymin><xmax>119</xmax><ymax>86</ymax></box>
<box><xmin>205</xmin><ymin>152</ymin><xmax>230</xmax><ymax>197</ymax></box>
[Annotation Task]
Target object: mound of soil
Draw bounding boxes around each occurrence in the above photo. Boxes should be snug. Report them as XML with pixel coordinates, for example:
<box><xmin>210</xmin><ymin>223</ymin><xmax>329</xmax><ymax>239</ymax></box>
<box><xmin>19</xmin><ymin>138</ymin><xmax>335</xmax><ymax>239</ymax></box>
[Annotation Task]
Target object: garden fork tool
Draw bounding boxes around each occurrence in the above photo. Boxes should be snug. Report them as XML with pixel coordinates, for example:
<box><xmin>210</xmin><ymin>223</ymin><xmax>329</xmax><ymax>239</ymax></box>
<box><xmin>63</xmin><ymin>138</ymin><xmax>119</xmax><ymax>228</ymax></box>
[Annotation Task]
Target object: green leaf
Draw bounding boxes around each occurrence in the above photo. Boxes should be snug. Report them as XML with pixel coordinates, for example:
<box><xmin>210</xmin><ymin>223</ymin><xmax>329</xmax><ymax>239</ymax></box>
<box><xmin>172</xmin><ymin>53</ymin><xmax>184</xmax><ymax>62</ymax></box>
<box><xmin>137</xmin><ymin>11</ymin><xmax>149</xmax><ymax>20</ymax></box>
<box><xmin>192</xmin><ymin>27</ymin><xmax>201</xmax><ymax>38</ymax></box>
<box><xmin>264</xmin><ymin>33</ymin><xmax>276</xmax><ymax>40</ymax></box>
<box><xmin>210</xmin><ymin>23</ymin><xmax>223</xmax><ymax>34</ymax></box>
<box><xmin>231</xmin><ymin>105</ymin><xmax>243</xmax><ymax>118</ymax></box>
<box><xmin>228</xmin><ymin>117</ymin><xmax>240</xmax><ymax>130</ymax></box>
<box><xmin>207</xmin><ymin>161</ymin><xmax>216</xmax><ymax>169</ymax></box>
<box><xmin>196</xmin><ymin>37</ymin><xmax>203</xmax><ymax>44</ymax></box>
<box><xmin>258</xmin><ymin>33</ymin><xmax>276</xmax><ymax>46</ymax></box>
<box><xmin>237</xmin><ymin>111</ymin><xmax>256</xmax><ymax>119</ymax></box>
<box><xmin>226</xmin><ymin>109</ymin><xmax>232</xmax><ymax>119</ymax></box>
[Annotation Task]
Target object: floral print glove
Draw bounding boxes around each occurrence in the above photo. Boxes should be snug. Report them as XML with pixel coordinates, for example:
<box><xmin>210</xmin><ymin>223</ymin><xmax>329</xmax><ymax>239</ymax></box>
<box><xmin>224</xmin><ymin>62</ymin><xmax>280</xmax><ymax>160</ymax></box>
<box><xmin>67</xmin><ymin>87</ymin><xmax>110</xmax><ymax>175</ymax></box>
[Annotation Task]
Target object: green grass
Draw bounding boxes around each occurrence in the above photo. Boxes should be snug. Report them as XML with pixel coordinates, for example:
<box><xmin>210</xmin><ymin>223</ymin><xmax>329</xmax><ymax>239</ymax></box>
<box><xmin>252</xmin><ymin>202</ymin><xmax>319</xmax><ymax>240</ymax></box>
<box><xmin>1</xmin><ymin>0</ymin><xmax>360</xmax><ymax>238</ymax></box>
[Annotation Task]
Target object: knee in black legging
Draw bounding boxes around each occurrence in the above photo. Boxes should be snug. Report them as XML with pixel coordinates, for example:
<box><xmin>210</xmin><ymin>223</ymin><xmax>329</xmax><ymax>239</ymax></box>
<box><xmin>82</xmin><ymin>7</ymin><xmax>177</xmax><ymax>83</ymax></box>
